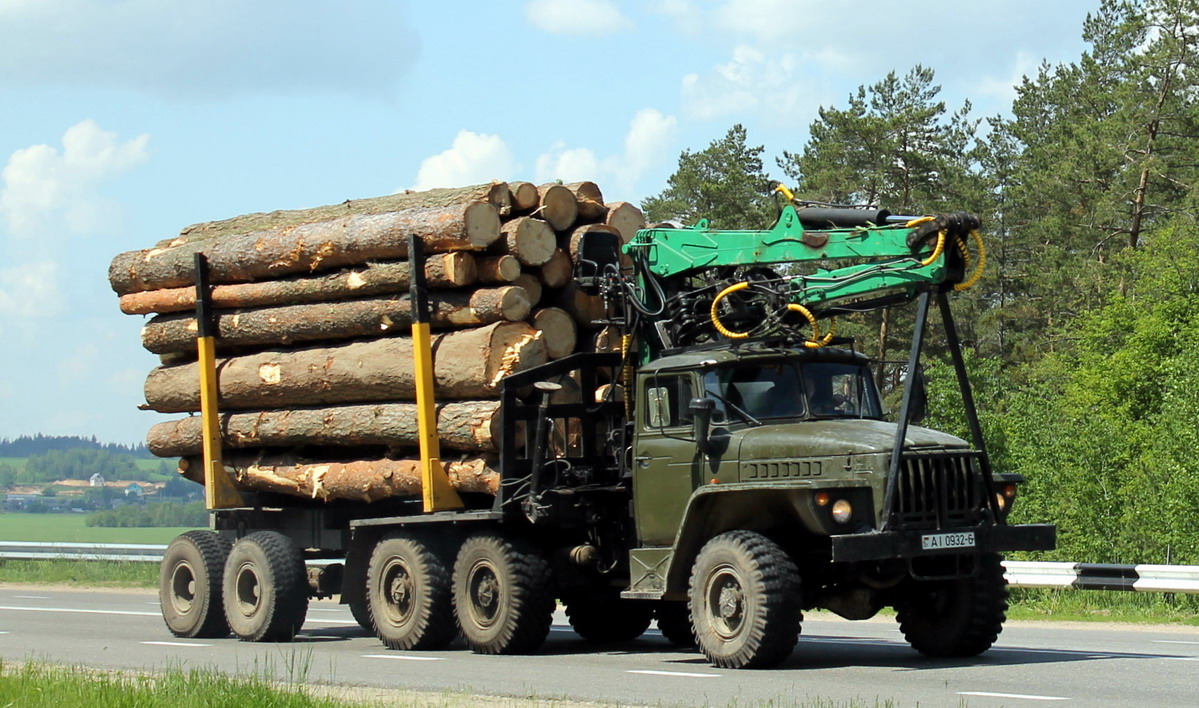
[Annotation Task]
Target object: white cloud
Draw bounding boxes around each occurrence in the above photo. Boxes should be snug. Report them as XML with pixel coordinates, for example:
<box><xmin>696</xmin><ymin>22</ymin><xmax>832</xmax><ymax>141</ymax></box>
<box><xmin>681</xmin><ymin>46</ymin><xmax>818</xmax><ymax>127</ymax></box>
<box><xmin>409</xmin><ymin>131</ymin><xmax>517</xmax><ymax>191</ymax></box>
<box><xmin>0</xmin><ymin>120</ymin><xmax>149</xmax><ymax>240</ymax></box>
<box><xmin>0</xmin><ymin>261</ymin><xmax>63</xmax><ymax>318</ymax></box>
<box><xmin>525</xmin><ymin>0</ymin><xmax>634</xmax><ymax>35</ymax></box>
<box><xmin>0</xmin><ymin>0</ymin><xmax>419</xmax><ymax>98</ymax></box>
<box><xmin>535</xmin><ymin>108</ymin><xmax>678</xmax><ymax>195</ymax></box>
<box><xmin>975</xmin><ymin>51</ymin><xmax>1041</xmax><ymax>108</ymax></box>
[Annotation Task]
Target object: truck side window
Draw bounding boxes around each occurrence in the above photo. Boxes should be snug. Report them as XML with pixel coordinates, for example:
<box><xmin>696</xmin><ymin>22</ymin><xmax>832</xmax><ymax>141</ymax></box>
<box><xmin>645</xmin><ymin>375</ymin><xmax>693</xmax><ymax>429</ymax></box>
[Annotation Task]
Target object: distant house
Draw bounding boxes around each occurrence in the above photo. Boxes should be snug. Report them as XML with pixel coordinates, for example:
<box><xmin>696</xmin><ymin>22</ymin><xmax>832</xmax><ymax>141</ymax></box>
<box><xmin>89</xmin><ymin>473</ymin><xmax>105</xmax><ymax>487</ymax></box>
<box><xmin>124</xmin><ymin>483</ymin><xmax>144</xmax><ymax>499</ymax></box>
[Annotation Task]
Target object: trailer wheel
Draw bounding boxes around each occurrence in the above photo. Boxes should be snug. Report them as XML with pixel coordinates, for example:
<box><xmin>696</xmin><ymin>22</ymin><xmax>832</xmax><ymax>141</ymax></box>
<box><xmin>564</xmin><ymin>592</ymin><xmax>653</xmax><ymax>643</ymax></box>
<box><xmin>367</xmin><ymin>532</ymin><xmax>456</xmax><ymax>650</ymax></box>
<box><xmin>689</xmin><ymin>530</ymin><xmax>801</xmax><ymax>669</ymax></box>
<box><xmin>654</xmin><ymin>602</ymin><xmax>696</xmax><ymax>647</ymax></box>
<box><xmin>159</xmin><ymin>530</ymin><xmax>231</xmax><ymax>638</ymax></box>
<box><xmin>895</xmin><ymin>552</ymin><xmax>1009</xmax><ymax>657</ymax></box>
<box><xmin>452</xmin><ymin>532</ymin><xmax>553</xmax><ymax>654</ymax></box>
<box><xmin>222</xmin><ymin>531</ymin><xmax>309</xmax><ymax>642</ymax></box>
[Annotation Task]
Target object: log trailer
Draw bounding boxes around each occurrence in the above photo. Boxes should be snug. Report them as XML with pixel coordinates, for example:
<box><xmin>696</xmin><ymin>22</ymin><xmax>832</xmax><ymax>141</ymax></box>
<box><xmin>158</xmin><ymin>197</ymin><xmax>1055</xmax><ymax>669</ymax></box>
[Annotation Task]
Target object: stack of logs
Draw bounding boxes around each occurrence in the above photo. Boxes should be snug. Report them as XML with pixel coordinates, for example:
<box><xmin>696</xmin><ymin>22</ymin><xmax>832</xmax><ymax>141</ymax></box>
<box><xmin>108</xmin><ymin>181</ymin><xmax>644</xmax><ymax>503</ymax></box>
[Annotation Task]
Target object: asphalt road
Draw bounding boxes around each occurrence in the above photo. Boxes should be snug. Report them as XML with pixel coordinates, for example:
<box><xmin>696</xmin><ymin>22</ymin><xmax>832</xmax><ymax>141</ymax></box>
<box><xmin>0</xmin><ymin>587</ymin><xmax>1196</xmax><ymax>707</ymax></box>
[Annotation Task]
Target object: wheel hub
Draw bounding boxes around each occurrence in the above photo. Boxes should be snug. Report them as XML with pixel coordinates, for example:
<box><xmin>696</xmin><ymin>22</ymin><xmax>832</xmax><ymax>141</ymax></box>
<box><xmin>234</xmin><ymin>563</ymin><xmax>262</xmax><ymax>617</ymax></box>
<box><xmin>383</xmin><ymin>560</ymin><xmax>414</xmax><ymax>621</ymax></box>
<box><xmin>706</xmin><ymin>565</ymin><xmax>745</xmax><ymax>638</ymax></box>
<box><xmin>468</xmin><ymin>561</ymin><xmax>501</xmax><ymax>628</ymax></box>
<box><xmin>169</xmin><ymin>561</ymin><xmax>196</xmax><ymax>614</ymax></box>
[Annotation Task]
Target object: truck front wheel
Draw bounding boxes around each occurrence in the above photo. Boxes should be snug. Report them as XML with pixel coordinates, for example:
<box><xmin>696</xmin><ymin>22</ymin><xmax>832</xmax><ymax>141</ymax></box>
<box><xmin>452</xmin><ymin>532</ymin><xmax>553</xmax><ymax>654</ymax></box>
<box><xmin>689</xmin><ymin>530</ymin><xmax>801</xmax><ymax>669</ymax></box>
<box><xmin>222</xmin><ymin>531</ymin><xmax>309</xmax><ymax>642</ymax></box>
<box><xmin>159</xmin><ymin>530</ymin><xmax>231</xmax><ymax>638</ymax></box>
<box><xmin>564</xmin><ymin>592</ymin><xmax>653</xmax><ymax>643</ymax></box>
<box><xmin>895</xmin><ymin>552</ymin><xmax>1009</xmax><ymax>657</ymax></box>
<box><xmin>367</xmin><ymin>532</ymin><xmax>456</xmax><ymax>650</ymax></box>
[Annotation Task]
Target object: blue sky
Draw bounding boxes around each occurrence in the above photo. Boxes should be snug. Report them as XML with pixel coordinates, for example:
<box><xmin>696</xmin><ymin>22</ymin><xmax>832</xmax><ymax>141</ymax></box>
<box><xmin>0</xmin><ymin>0</ymin><xmax>1097</xmax><ymax>445</ymax></box>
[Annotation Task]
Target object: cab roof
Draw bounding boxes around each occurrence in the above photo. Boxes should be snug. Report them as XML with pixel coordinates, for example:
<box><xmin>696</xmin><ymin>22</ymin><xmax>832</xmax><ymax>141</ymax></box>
<box><xmin>641</xmin><ymin>344</ymin><xmax>870</xmax><ymax>374</ymax></box>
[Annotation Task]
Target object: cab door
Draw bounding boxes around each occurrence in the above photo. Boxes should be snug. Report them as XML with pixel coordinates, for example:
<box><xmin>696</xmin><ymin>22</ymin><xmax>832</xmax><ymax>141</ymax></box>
<box><xmin>632</xmin><ymin>372</ymin><xmax>707</xmax><ymax>546</ymax></box>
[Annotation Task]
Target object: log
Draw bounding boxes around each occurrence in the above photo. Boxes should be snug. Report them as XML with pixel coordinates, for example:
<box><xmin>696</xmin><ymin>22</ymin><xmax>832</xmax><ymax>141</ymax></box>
<box><xmin>508</xmin><ymin>181</ymin><xmax>539</xmax><ymax>214</ymax></box>
<box><xmin>536</xmin><ymin>184</ymin><xmax>578</xmax><ymax>231</ymax></box>
<box><xmin>604</xmin><ymin>201</ymin><xmax>646</xmax><ymax>243</ymax></box>
<box><xmin>109</xmin><ymin>203</ymin><xmax>501</xmax><ymax>295</ymax></box>
<box><xmin>118</xmin><ymin>255</ymin><xmax>477</xmax><ymax>316</ymax></box>
<box><xmin>513</xmin><ymin>273</ymin><xmax>542</xmax><ymax>307</ymax></box>
<box><xmin>565</xmin><ymin>181</ymin><xmax>607</xmax><ymax>222</ymax></box>
<box><xmin>538</xmin><ymin>248</ymin><xmax>573</xmax><ymax>288</ymax></box>
<box><xmin>147</xmin><ymin>400</ymin><xmax>505</xmax><ymax>456</ymax></box>
<box><xmin>181</xmin><ymin>453</ymin><xmax>499</xmax><ymax>502</ymax></box>
<box><xmin>163</xmin><ymin>182</ymin><xmax>512</xmax><ymax>249</ymax></box>
<box><xmin>557</xmin><ymin>283</ymin><xmax>607</xmax><ymax>329</ymax></box>
<box><xmin>593</xmin><ymin>325</ymin><xmax>622</xmax><ymax>354</ymax></box>
<box><xmin>497</xmin><ymin>217</ymin><xmax>556</xmax><ymax>266</ymax></box>
<box><xmin>143</xmin><ymin>321</ymin><xmax>546</xmax><ymax>412</ymax></box>
<box><xmin>476</xmin><ymin>255</ymin><xmax>521</xmax><ymax>284</ymax></box>
<box><xmin>140</xmin><ymin>287</ymin><xmax>532</xmax><ymax>354</ymax></box>
<box><xmin>531</xmin><ymin>307</ymin><xmax>577</xmax><ymax>360</ymax></box>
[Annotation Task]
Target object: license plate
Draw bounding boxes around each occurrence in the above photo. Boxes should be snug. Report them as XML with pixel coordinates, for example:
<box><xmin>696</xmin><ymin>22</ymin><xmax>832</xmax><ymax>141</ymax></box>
<box><xmin>921</xmin><ymin>531</ymin><xmax>976</xmax><ymax>550</ymax></box>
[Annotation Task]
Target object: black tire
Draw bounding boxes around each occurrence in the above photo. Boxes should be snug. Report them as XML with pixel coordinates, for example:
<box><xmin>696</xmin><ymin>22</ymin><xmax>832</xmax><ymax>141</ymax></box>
<box><xmin>367</xmin><ymin>532</ymin><xmax>456</xmax><ymax>650</ymax></box>
<box><xmin>452</xmin><ymin>531</ymin><xmax>553</xmax><ymax>655</ymax></box>
<box><xmin>222</xmin><ymin>531</ymin><xmax>309</xmax><ymax>642</ymax></box>
<box><xmin>564</xmin><ymin>592</ymin><xmax>653</xmax><ymax>643</ymax></box>
<box><xmin>343</xmin><ymin>537</ymin><xmax>374</xmax><ymax>632</ymax></box>
<box><xmin>895</xmin><ymin>552</ymin><xmax>1009</xmax><ymax>658</ymax></box>
<box><xmin>159</xmin><ymin>530</ymin><xmax>231</xmax><ymax>638</ymax></box>
<box><xmin>654</xmin><ymin>602</ymin><xmax>697</xmax><ymax>647</ymax></box>
<box><xmin>688</xmin><ymin>530</ymin><xmax>801</xmax><ymax>669</ymax></box>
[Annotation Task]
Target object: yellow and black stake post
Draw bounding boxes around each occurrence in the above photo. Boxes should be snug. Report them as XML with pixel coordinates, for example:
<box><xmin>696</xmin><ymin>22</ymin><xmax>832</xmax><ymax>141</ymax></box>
<box><xmin>408</xmin><ymin>236</ymin><xmax>464</xmax><ymax>513</ymax></box>
<box><xmin>194</xmin><ymin>253</ymin><xmax>243</xmax><ymax>511</ymax></box>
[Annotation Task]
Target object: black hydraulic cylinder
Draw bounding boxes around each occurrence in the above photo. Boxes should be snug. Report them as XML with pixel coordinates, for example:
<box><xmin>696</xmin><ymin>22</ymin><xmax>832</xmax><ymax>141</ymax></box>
<box><xmin>797</xmin><ymin>207</ymin><xmax>891</xmax><ymax>229</ymax></box>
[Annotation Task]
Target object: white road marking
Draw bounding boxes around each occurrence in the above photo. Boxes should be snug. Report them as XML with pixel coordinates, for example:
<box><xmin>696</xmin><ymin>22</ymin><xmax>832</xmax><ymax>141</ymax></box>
<box><xmin>307</xmin><ymin>608</ymin><xmax>348</xmax><ymax>613</ymax></box>
<box><xmin>0</xmin><ymin>604</ymin><xmax>159</xmax><ymax>617</ymax></box>
<box><xmin>958</xmin><ymin>691</ymin><xmax>1069</xmax><ymax>701</ymax></box>
<box><xmin>141</xmin><ymin>641</ymin><xmax>212</xmax><ymax>648</ymax></box>
<box><xmin>1161</xmin><ymin>656</ymin><xmax>1199</xmax><ymax>662</ymax></box>
<box><xmin>363</xmin><ymin>654</ymin><xmax>445</xmax><ymax>662</ymax></box>
<box><xmin>0</xmin><ymin>631</ymin><xmax>9</xmax><ymax>634</ymax></box>
<box><xmin>303</xmin><ymin>618</ymin><xmax>357</xmax><ymax>625</ymax></box>
<box><xmin>13</xmin><ymin>595</ymin><xmax>50</xmax><ymax>600</ymax></box>
<box><xmin>1153</xmin><ymin>640</ymin><xmax>1199</xmax><ymax>645</ymax></box>
<box><xmin>627</xmin><ymin>670</ymin><xmax>720</xmax><ymax>678</ymax></box>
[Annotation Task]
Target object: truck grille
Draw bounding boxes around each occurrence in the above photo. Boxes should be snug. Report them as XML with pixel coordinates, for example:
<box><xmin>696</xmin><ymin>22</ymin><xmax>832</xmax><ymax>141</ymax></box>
<box><xmin>893</xmin><ymin>453</ymin><xmax>987</xmax><ymax>530</ymax></box>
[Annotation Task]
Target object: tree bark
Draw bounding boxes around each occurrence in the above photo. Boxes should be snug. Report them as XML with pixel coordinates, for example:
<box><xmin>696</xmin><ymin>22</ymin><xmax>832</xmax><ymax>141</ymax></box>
<box><xmin>538</xmin><ymin>248</ymin><xmax>572</xmax><ymax>288</ymax></box>
<box><xmin>109</xmin><ymin>203</ymin><xmax>501</xmax><ymax>295</ymax></box>
<box><xmin>163</xmin><ymin>182</ymin><xmax>512</xmax><ymax>249</ymax></box>
<box><xmin>118</xmin><ymin>255</ymin><xmax>476</xmax><ymax>316</ymax></box>
<box><xmin>531</xmin><ymin>307</ymin><xmax>577</xmax><ymax>359</ymax></box>
<box><xmin>181</xmin><ymin>453</ymin><xmax>499</xmax><ymax>502</ymax></box>
<box><xmin>536</xmin><ymin>184</ymin><xmax>578</xmax><ymax>231</ymax></box>
<box><xmin>604</xmin><ymin>201</ymin><xmax>646</xmax><ymax>243</ymax></box>
<box><xmin>475</xmin><ymin>255</ymin><xmax>521</xmax><ymax>284</ymax></box>
<box><xmin>140</xmin><ymin>287</ymin><xmax>532</xmax><ymax>354</ymax></box>
<box><xmin>508</xmin><ymin>181</ymin><xmax>539</xmax><ymax>214</ymax></box>
<box><xmin>148</xmin><ymin>400</ymin><xmax>504</xmax><ymax>456</ymax></box>
<box><xmin>143</xmin><ymin>321</ymin><xmax>546</xmax><ymax>412</ymax></box>
<box><xmin>557</xmin><ymin>283</ymin><xmax>607</xmax><ymax>329</ymax></box>
<box><xmin>564</xmin><ymin>223</ymin><xmax>622</xmax><ymax>261</ymax></box>
<box><xmin>565</xmin><ymin>181</ymin><xmax>607</xmax><ymax>222</ymax></box>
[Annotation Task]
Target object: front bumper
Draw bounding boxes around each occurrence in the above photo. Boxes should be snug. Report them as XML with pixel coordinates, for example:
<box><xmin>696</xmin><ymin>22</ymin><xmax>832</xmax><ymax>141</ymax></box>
<box><xmin>830</xmin><ymin>523</ymin><xmax>1056</xmax><ymax>563</ymax></box>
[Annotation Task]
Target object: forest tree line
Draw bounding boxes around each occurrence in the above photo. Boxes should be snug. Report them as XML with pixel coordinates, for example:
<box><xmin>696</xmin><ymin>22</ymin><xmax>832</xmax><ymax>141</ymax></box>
<box><xmin>643</xmin><ymin>0</ymin><xmax>1199</xmax><ymax>565</ymax></box>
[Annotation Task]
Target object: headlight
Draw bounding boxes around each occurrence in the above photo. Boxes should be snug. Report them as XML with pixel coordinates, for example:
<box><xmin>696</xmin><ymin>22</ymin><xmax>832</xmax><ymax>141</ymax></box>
<box><xmin>831</xmin><ymin>499</ymin><xmax>853</xmax><ymax>524</ymax></box>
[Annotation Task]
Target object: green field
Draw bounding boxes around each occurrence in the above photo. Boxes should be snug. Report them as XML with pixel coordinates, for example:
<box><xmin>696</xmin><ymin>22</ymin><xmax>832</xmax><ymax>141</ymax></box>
<box><xmin>0</xmin><ymin>512</ymin><xmax>197</xmax><ymax>544</ymax></box>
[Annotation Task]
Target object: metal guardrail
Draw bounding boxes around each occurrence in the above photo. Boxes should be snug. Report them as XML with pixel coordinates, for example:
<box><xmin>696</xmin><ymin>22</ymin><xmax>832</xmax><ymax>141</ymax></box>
<box><xmin>2</xmin><ymin>543</ymin><xmax>1197</xmax><ymax>594</ymax></box>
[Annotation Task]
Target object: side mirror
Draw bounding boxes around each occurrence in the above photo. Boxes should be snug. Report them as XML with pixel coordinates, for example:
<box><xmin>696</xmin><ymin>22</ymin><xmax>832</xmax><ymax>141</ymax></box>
<box><xmin>906</xmin><ymin>368</ymin><xmax>927</xmax><ymax>425</ymax></box>
<box><xmin>689</xmin><ymin>397</ymin><xmax>715</xmax><ymax>455</ymax></box>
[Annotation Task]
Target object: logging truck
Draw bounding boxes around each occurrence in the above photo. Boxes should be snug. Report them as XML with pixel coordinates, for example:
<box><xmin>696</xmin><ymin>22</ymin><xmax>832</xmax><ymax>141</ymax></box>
<box><xmin>151</xmin><ymin>193</ymin><xmax>1055</xmax><ymax>669</ymax></box>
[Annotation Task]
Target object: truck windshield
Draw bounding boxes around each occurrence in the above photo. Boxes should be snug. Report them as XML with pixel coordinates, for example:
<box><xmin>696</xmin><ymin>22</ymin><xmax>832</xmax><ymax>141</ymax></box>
<box><xmin>702</xmin><ymin>360</ymin><xmax>881</xmax><ymax>422</ymax></box>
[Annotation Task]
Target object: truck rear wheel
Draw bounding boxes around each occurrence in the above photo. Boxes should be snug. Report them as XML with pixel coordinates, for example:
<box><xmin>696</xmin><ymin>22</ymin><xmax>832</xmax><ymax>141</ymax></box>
<box><xmin>367</xmin><ymin>532</ymin><xmax>456</xmax><ymax>650</ymax></box>
<box><xmin>343</xmin><ymin>536</ymin><xmax>373</xmax><ymax>632</ymax></box>
<box><xmin>895</xmin><ymin>552</ymin><xmax>1009</xmax><ymax>657</ymax></box>
<box><xmin>222</xmin><ymin>531</ymin><xmax>309</xmax><ymax>642</ymax></box>
<box><xmin>689</xmin><ymin>530</ymin><xmax>801</xmax><ymax>669</ymax></box>
<box><xmin>654</xmin><ymin>602</ymin><xmax>696</xmax><ymax>647</ymax></box>
<box><xmin>564</xmin><ymin>592</ymin><xmax>653</xmax><ymax>643</ymax></box>
<box><xmin>159</xmin><ymin>530</ymin><xmax>231</xmax><ymax>638</ymax></box>
<box><xmin>452</xmin><ymin>531</ymin><xmax>553</xmax><ymax>655</ymax></box>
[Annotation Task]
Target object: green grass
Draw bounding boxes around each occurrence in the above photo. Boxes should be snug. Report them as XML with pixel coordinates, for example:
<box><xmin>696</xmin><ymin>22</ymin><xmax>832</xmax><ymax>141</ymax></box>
<box><xmin>0</xmin><ymin>559</ymin><xmax>158</xmax><ymax>587</ymax></box>
<box><xmin>0</xmin><ymin>512</ymin><xmax>198</xmax><ymax>544</ymax></box>
<box><xmin>1007</xmin><ymin>587</ymin><xmax>1199</xmax><ymax>625</ymax></box>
